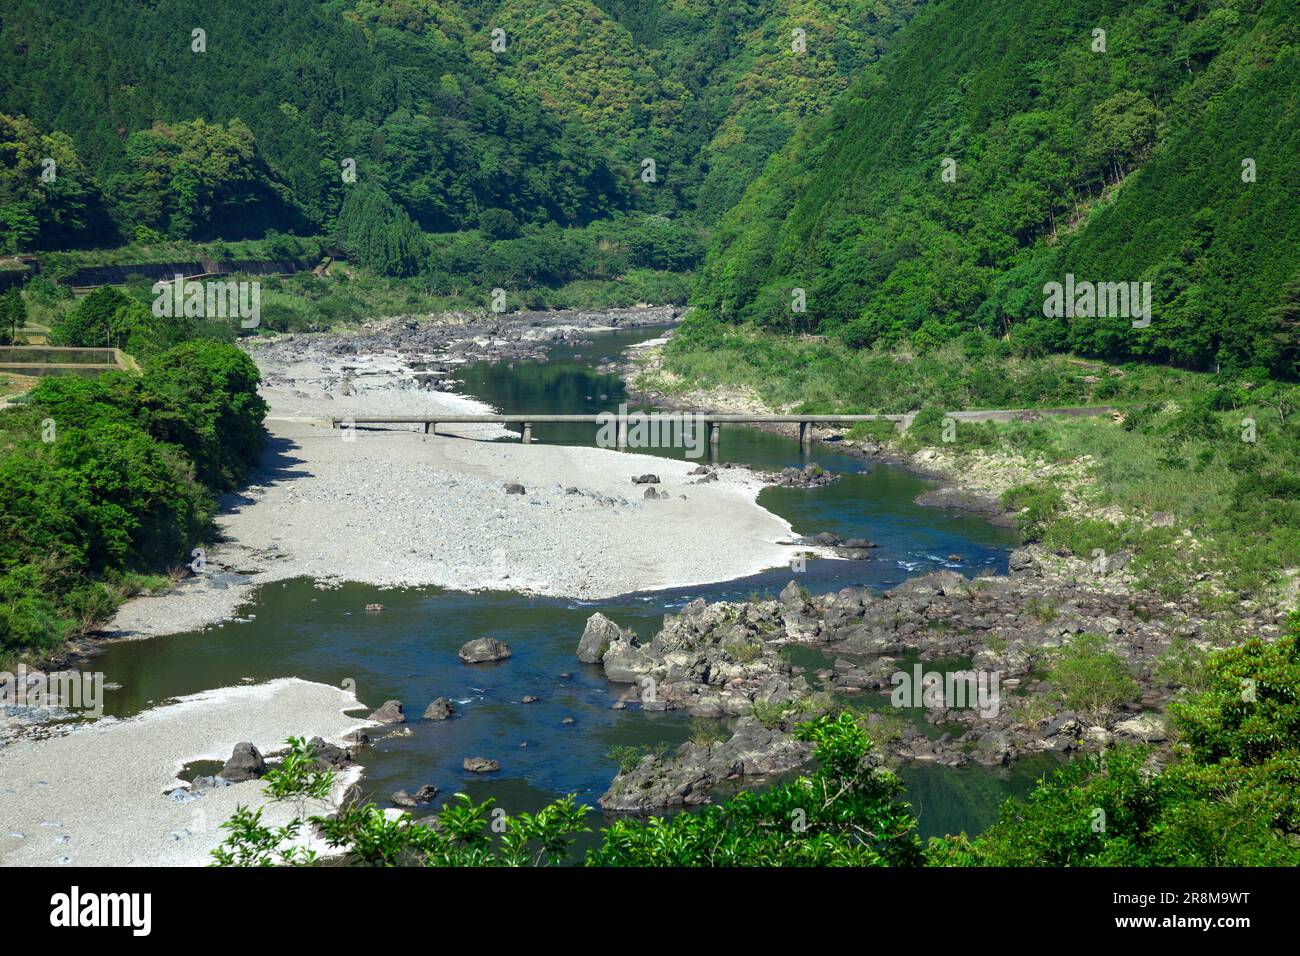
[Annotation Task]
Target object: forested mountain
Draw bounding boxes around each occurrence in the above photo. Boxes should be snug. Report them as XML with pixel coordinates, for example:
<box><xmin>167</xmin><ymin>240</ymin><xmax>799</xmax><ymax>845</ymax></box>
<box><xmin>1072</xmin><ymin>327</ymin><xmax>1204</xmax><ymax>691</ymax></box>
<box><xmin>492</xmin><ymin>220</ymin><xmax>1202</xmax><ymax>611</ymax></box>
<box><xmin>692</xmin><ymin>0</ymin><xmax>1299</xmax><ymax>375</ymax></box>
<box><xmin>0</xmin><ymin>0</ymin><xmax>919</xmax><ymax>251</ymax></box>
<box><xmin>3</xmin><ymin>0</ymin><xmax>1295</xmax><ymax>374</ymax></box>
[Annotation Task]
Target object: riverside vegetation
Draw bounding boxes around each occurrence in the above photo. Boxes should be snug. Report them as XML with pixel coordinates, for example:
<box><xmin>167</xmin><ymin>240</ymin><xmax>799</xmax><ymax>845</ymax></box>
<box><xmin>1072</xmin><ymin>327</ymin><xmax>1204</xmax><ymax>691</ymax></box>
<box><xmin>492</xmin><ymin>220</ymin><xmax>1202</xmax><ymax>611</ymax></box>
<box><xmin>0</xmin><ymin>314</ymin><xmax>264</xmax><ymax>659</ymax></box>
<box><xmin>641</xmin><ymin>321</ymin><xmax>1300</xmax><ymax>608</ymax></box>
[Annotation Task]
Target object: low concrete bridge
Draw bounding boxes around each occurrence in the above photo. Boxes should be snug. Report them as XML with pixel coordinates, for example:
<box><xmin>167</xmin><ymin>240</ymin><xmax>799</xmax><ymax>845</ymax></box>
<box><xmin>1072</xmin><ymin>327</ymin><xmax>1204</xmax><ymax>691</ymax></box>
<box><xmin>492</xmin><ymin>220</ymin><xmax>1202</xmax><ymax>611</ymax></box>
<box><xmin>328</xmin><ymin>407</ymin><xmax>1117</xmax><ymax>451</ymax></box>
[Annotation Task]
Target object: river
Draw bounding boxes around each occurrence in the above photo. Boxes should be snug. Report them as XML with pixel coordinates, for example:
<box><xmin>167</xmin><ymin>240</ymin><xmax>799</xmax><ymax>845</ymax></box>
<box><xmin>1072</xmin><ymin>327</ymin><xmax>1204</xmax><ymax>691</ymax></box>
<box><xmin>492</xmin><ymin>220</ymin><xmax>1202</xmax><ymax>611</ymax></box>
<box><xmin>91</xmin><ymin>325</ymin><xmax>1060</xmax><ymax>841</ymax></box>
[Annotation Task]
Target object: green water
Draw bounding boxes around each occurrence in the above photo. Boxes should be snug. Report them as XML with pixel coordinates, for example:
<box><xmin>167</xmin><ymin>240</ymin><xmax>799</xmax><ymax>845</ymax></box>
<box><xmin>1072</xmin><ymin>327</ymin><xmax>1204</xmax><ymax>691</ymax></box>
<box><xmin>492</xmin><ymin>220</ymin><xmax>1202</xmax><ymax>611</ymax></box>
<box><xmin>90</xmin><ymin>324</ymin><xmax>1053</xmax><ymax>842</ymax></box>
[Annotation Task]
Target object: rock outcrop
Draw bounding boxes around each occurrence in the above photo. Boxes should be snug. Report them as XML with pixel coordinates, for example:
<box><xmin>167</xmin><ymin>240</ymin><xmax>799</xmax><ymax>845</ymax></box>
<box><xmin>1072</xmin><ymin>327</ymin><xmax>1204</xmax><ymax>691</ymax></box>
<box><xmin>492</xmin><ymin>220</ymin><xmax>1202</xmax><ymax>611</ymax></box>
<box><xmin>599</xmin><ymin>717</ymin><xmax>814</xmax><ymax>811</ymax></box>
<box><xmin>367</xmin><ymin>700</ymin><xmax>405</xmax><ymax>724</ymax></box>
<box><xmin>576</xmin><ymin>612</ymin><xmax>628</xmax><ymax>664</ymax></box>
<box><xmin>580</xmin><ymin>598</ymin><xmax>810</xmax><ymax>717</ymax></box>
<box><xmin>584</xmin><ymin>554</ymin><xmax>1282</xmax><ymax>802</ymax></box>
<box><xmin>422</xmin><ymin>697</ymin><xmax>455</xmax><ymax>721</ymax></box>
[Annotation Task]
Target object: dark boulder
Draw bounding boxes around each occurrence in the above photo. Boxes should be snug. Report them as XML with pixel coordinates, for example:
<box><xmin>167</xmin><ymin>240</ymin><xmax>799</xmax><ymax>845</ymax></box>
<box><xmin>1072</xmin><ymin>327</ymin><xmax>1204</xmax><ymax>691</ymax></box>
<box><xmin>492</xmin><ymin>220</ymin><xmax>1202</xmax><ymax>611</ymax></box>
<box><xmin>307</xmin><ymin>736</ymin><xmax>352</xmax><ymax>769</ymax></box>
<box><xmin>368</xmin><ymin>699</ymin><xmax>405</xmax><ymax>724</ymax></box>
<box><xmin>220</xmin><ymin>742</ymin><xmax>267</xmax><ymax>782</ymax></box>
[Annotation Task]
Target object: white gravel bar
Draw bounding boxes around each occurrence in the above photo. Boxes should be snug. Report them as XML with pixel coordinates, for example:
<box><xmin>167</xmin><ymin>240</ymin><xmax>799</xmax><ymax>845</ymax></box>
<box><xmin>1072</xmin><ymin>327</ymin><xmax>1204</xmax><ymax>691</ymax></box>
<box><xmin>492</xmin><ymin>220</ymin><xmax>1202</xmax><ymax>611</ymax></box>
<box><xmin>106</xmin><ymin>341</ymin><xmax>797</xmax><ymax>639</ymax></box>
<box><xmin>0</xmin><ymin>678</ymin><xmax>372</xmax><ymax>867</ymax></box>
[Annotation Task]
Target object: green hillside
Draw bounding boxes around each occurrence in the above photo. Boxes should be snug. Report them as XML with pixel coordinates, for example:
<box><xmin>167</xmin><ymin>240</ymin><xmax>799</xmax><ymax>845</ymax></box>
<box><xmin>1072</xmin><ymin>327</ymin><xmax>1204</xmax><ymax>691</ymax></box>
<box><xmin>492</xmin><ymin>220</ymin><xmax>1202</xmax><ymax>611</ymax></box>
<box><xmin>0</xmin><ymin>0</ymin><xmax>919</xmax><ymax>255</ymax></box>
<box><xmin>690</xmin><ymin>0</ymin><xmax>1300</xmax><ymax>375</ymax></box>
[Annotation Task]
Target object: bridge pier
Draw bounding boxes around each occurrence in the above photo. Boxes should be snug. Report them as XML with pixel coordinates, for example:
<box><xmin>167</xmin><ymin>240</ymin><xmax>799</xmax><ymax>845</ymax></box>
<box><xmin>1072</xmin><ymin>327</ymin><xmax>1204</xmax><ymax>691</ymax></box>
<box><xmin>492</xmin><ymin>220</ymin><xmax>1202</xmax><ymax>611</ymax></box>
<box><xmin>709</xmin><ymin>420</ymin><xmax>721</xmax><ymax>455</ymax></box>
<box><xmin>799</xmin><ymin>421</ymin><xmax>812</xmax><ymax>453</ymax></box>
<box><xmin>521</xmin><ymin>421</ymin><xmax>533</xmax><ymax>444</ymax></box>
<box><xmin>616</xmin><ymin>418</ymin><xmax>627</xmax><ymax>450</ymax></box>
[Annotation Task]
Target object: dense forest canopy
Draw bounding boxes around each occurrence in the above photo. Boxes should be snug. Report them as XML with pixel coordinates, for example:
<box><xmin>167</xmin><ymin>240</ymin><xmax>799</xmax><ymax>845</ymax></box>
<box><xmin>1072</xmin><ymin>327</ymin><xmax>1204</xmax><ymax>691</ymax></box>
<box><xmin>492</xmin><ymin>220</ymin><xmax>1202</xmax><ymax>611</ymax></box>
<box><xmin>690</xmin><ymin>0</ymin><xmax>1300</xmax><ymax>375</ymax></box>
<box><xmin>0</xmin><ymin>0</ymin><xmax>919</xmax><ymax>248</ymax></box>
<box><xmin>1</xmin><ymin>0</ymin><xmax>1296</xmax><ymax>374</ymax></box>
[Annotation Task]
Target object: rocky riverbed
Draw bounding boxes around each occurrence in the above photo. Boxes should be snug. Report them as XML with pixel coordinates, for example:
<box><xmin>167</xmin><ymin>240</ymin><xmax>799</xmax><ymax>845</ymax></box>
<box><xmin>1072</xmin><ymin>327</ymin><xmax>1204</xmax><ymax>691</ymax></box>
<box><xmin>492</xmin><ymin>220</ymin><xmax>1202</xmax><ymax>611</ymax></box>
<box><xmin>252</xmin><ymin>305</ymin><xmax>683</xmax><ymax>396</ymax></box>
<box><xmin>576</xmin><ymin>547</ymin><xmax>1286</xmax><ymax>812</ymax></box>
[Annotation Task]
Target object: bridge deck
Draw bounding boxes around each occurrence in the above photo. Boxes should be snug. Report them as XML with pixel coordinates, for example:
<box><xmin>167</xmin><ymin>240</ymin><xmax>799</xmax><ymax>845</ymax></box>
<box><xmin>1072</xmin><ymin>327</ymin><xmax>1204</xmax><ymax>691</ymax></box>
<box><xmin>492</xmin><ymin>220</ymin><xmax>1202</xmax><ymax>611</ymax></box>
<box><xmin>330</xmin><ymin>413</ymin><xmax>903</xmax><ymax>424</ymax></box>
<box><xmin>325</xmin><ymin>407</ymin><xmax>1117</xmax><ymax>448</ymax></box>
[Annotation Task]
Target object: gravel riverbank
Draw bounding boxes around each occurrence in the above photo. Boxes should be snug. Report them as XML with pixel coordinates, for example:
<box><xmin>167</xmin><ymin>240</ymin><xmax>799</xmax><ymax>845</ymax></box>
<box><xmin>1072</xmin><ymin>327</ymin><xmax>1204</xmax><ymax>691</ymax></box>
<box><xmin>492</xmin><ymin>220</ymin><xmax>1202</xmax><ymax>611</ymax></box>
<box><xmin>105</xmin><ymin>311</ymin><xmax>796</xmax><ymax>639</ymax></box>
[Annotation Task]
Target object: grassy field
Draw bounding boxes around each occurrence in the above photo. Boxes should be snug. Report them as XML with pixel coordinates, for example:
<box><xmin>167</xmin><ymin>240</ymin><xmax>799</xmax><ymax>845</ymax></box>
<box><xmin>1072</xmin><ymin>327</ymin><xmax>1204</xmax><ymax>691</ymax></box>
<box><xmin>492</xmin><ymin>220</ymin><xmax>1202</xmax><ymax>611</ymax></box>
<box><xmin>988</xmin><ymin>405</ymin><xmax>1297</xmax><ymax>606</ymax></box>
<box><xmin>655</xmin><ymin>321</ymin><xmax>1299</xmax><ymax>608</ymax></box>
<box><xmin>651</xmin><ymin>319</ymin><xmax>1211</xmax><ymax>414</ymax></box>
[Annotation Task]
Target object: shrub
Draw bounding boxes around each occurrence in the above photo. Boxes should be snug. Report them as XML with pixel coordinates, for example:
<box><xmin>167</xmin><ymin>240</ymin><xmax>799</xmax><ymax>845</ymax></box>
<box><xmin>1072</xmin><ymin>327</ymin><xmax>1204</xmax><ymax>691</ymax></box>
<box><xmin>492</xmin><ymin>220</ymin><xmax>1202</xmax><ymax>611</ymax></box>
<box><xmin>936</xmin><ymin>617</ymin><xmax>1300</xmax><ymax>866</ymax></box>
<box><xmin>1047</xmin><ymin>633</ymin><xmax>1140</xmax><ymax>722</ymax></box>
<box><xmin>1002</xmin><ymin>481</ymin><xmax>1065</xmax><ymax>540</ymax></box>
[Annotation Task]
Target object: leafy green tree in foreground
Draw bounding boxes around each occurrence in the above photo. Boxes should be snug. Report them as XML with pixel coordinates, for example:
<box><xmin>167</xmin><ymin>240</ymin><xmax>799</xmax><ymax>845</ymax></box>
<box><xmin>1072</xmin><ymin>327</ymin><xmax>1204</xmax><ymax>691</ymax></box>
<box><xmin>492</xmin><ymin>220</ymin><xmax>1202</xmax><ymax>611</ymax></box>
<box><xmin>930</xmin><ymin>616</ymin><xmax>1300</xmax><ymax>866</ymax></box>
<box><xmin>591</xmin><ymin>711</ymin><xmax>923</xmax><ymax>866</ymax></box>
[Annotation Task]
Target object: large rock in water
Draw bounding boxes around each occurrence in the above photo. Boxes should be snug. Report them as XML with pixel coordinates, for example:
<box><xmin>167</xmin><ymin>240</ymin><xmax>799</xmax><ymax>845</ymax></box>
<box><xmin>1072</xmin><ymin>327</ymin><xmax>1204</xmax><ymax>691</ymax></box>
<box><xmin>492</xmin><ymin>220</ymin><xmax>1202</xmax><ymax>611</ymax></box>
<box><xmin>220</xmin><ymin>742</ymin><xmax>267</xmax><ymax>782</ymax></box>
<box><xmin>463</xmin><ymin>757</ymin><xmax>500</xmax><ymax>773</ymax></box>
<box><xmin>307</xmin><ymin>736</ymin><xmax>352</xmax><ymax>769</ymax></box>
<box><xmin>458</xmin><ymin>637</ymin><xmax>512</xmax><ymax>663</ymax></box>
<box><xmin>577</xmin><ymin>612</ymin><xmax>626</xmax><ymax>663</ymax></box>
<box><xmin>368</xmin><ymin>699</ymin><xmax>405</xmax><ymax>723</ymax></box>
<box><xmin>422</xmin><ymin>697</ymin><xmax>455</xmax><ymax>720</ymax></box>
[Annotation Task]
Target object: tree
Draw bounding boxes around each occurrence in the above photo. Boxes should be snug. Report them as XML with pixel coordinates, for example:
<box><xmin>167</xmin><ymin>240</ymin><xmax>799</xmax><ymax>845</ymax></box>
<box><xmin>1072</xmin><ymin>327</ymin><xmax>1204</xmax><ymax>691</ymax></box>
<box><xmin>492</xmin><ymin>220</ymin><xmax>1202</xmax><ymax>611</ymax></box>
<box><xmin>0</xmin><ymin>287</ymin><xmax>27</xmax><ymax>343</ymax></box>
<box><xmin>51</xmin><ymin>286</ymin><xmax>134</xmax><ymax>347</ymax></box>
<box><xmin>478</xmin><ymin>208</ymin><xmax>520</xmax><ymax>240</ymax></box>
<box><xmin>0</xmin><ymin>114</ymin><xmax>104</xmax><ymax>250</ymax></box>
<box><xmin>1084</xmin><ymin>92</ymin><xmax>1161</xmax><ymax>184</ymax></box>
<box><xmin>333</xmin><ymin>183</ymin><xmax>427</xmax><ymax>277</ymax></box>
<box><xmin>1267</xmin><ymin>276</ymin><xmax>1300</xmax><ymax>380</ymax></box>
